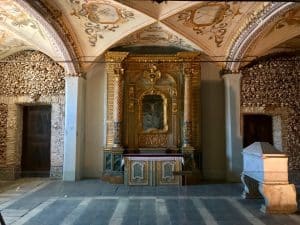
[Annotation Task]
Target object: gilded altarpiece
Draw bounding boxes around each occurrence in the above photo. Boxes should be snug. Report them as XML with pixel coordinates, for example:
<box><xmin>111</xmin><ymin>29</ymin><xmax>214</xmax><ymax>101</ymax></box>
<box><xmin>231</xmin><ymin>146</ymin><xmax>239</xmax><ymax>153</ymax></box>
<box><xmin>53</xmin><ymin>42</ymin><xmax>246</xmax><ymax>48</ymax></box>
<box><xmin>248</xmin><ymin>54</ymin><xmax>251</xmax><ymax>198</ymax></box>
<box><xmin>103</xmin><ymin>52</ymin><xmax>201</xmax><ymax>185</ymax></box>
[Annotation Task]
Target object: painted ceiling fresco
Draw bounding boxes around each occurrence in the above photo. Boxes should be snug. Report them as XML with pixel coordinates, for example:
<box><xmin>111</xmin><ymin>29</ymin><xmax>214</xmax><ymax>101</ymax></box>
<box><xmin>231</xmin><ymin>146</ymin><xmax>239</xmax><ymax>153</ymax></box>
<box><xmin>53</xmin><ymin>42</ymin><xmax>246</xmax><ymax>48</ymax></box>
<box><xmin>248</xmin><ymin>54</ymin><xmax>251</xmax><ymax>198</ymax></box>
<box><xmin>113</xmin><ymin>22</ymin><xmax>200</xmax><ymax>51</ymax></box>
<box><xmin>163</xmin><ymin>2</ymin><xmax>266</xmax><ymax>58</ymax></box>
<box><xmin>1</xmin><ymin>1</ymin><xmax>300</xmax><ymax>71</ymax></box>
<box><xmin>246</xmin><ymin>6</ymin><xmax>300</xmax><ymax>58</ymax></box>
<box><xmin>0</xmin><ymin>0</ymin><xmax>55</xmax><ymax>59</ymax></box>
<box><xmin>0</xmin><ymin>29</ymin><xmax>29</xmax><ymax>57</ymax></box>
<box><xmin>47</xmin><ymin>0</ymin><xmax>154</xmax><ymax>63</ymax></box>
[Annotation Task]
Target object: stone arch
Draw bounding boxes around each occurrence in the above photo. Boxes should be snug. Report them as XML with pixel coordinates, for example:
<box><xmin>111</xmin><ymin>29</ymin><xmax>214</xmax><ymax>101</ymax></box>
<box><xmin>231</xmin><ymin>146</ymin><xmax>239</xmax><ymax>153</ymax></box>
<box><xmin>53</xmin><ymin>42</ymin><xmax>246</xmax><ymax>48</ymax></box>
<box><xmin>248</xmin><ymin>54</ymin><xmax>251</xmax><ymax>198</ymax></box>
<box><xmin>15</xmin><ymin>0</ymin><xmax>78</xmax><ymax>75</ymax></box>
<box><xmin>226</xmin><ymin>2</ymin><xmax>298</xmax><ymax>72</ymax></box>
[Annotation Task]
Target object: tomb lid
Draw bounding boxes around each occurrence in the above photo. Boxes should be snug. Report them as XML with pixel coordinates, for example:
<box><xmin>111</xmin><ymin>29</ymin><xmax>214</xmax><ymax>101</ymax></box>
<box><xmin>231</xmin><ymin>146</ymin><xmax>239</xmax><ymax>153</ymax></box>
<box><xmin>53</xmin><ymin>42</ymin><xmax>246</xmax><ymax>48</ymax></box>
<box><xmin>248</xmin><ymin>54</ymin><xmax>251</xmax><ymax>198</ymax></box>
<box><xmin>242</xmin><ymin>142</ymin><xmax>285</xmax><ymax>156</ymax></box>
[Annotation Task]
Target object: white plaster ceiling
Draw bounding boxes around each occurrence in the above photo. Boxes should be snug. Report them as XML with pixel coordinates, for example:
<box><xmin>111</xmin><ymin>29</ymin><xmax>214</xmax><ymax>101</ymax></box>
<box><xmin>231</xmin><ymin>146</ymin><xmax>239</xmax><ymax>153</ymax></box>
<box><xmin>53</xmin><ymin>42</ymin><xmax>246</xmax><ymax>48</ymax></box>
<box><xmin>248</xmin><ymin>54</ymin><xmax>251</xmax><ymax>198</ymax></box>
<box><xmin>1</xmin><ymin>0</ymin><xmax>300</xmax><ymax>72</ymax></box>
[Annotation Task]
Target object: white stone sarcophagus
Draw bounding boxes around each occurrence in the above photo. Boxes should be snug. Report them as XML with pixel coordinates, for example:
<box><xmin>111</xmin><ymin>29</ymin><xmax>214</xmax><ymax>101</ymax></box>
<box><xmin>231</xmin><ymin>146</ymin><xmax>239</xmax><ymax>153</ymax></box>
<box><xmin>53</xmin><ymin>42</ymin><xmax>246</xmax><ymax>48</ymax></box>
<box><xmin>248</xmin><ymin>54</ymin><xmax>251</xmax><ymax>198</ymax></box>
<box><xmin>241</xmin><ymin>142</ymin><xmax>297</xmax><ymax>214</ymax></box>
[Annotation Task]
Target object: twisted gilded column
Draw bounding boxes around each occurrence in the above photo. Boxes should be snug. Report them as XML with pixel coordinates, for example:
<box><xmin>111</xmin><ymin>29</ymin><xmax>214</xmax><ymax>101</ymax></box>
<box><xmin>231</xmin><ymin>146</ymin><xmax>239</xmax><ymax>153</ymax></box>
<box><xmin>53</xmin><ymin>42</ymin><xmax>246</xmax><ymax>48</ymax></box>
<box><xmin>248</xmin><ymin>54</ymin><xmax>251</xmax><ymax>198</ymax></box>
<box><xmin>113</xmin><ymin>68</ymin><xmax>124</xmax><ymax>148</ymax></box>
<box><xmin>183</xmin><ymin>68</ymin><xmax>194</xmax><ymax>150</ymax></box>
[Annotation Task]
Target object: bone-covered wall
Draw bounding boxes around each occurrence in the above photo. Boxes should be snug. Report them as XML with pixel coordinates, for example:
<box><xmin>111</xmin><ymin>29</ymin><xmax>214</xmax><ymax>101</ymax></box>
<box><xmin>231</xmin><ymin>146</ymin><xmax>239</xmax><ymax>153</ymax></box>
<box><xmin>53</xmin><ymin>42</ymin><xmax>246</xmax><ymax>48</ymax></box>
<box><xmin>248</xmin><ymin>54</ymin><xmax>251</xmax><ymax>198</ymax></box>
<box><xmin>241</xmin><ymin>54</ymin><xmax>300</xmax><ymax>169</ymax></box>
<box><xmin>0</xmin><ymin>50</ymin><xmax>65</xmax><ymax>179</ymax></box>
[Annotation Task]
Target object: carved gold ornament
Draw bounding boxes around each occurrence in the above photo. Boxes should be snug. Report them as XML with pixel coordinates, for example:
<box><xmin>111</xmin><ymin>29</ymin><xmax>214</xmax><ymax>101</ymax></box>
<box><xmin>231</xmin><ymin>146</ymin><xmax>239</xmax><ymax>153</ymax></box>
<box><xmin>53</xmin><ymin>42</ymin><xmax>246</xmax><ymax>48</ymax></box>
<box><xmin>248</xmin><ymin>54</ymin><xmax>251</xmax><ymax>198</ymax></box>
<box><xmin>138</xmin><ymin>134</ymin><xmax>168</xmax><ymax>147</ymax></box>
<box><xmin>143</xmin><ymin>64</ymin><xmax>161</xmax><ymax>85</ymax></box>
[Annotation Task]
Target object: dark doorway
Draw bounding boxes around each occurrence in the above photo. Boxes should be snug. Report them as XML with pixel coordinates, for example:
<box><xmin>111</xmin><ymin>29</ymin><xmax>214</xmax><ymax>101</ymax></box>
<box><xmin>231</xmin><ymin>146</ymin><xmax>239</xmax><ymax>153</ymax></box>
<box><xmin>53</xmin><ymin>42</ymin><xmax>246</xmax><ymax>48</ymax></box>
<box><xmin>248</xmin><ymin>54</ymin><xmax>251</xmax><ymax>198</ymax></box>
<box><xmin>22</xmin><ymin>106</ymin><xmax>51</xmax><ymax>177</ymax></box>
<box><xmin>243</xmin><ymin>114</ymin><xmax>273</xmax><ymax>148</ymax></box>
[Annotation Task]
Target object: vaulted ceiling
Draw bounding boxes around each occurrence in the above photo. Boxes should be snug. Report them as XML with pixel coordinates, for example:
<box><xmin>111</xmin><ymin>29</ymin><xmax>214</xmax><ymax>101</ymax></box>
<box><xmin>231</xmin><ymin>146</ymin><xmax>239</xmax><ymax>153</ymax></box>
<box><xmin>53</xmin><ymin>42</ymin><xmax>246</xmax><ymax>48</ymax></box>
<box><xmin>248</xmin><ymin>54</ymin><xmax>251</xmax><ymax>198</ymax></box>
<box><xmin>0</xmin><ymin>0</ymin><xmax>299</xmax><ymax>72</ymax></box>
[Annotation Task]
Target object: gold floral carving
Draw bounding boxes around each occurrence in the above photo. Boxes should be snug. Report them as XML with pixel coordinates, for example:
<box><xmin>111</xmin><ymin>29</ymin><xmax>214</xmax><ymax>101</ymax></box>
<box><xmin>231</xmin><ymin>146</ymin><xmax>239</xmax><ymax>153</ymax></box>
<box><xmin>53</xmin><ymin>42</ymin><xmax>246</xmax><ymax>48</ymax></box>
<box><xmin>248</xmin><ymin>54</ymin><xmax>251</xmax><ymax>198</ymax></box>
<box><xmin>143</xmin><ymin>64</ymin><xmax>161</xmax><ymax>85</ymax></box>
<box><xmin>138</xmin><ymin>134</ymin><xmax>168</xmax><ymax>147</ymax></box>
<box><xmin>70</xmin><ymin>0</ymin><xmax>134</xmax><ymax>46</ymax></box>
<box><xmin>177</xmin><ymin>2</ymin><xmax>241</xmax><ymax>47</ymax></box>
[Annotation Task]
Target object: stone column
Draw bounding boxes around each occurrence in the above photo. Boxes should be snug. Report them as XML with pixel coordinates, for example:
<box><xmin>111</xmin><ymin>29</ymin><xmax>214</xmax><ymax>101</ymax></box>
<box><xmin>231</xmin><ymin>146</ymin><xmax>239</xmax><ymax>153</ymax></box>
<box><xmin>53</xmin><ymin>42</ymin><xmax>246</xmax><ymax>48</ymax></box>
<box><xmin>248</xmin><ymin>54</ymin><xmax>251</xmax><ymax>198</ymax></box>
<box><xmin>223</xmin><ymin>73</ymin><xmax>243</xmax><ymax>182</ymax></box>
<box><xmin>63</xmin><ymin>75</ymin><xmax>86</xmax><ymax>181</ymax></box>
<box><xmin>113</xmin><ymin>68</ymin><xmax>124</xmax><ymax>149</ymax></box>
<box><xmin>183</xmin><ymin>68</ymin><xmax>194</xmax><ymax>150</ymax></box>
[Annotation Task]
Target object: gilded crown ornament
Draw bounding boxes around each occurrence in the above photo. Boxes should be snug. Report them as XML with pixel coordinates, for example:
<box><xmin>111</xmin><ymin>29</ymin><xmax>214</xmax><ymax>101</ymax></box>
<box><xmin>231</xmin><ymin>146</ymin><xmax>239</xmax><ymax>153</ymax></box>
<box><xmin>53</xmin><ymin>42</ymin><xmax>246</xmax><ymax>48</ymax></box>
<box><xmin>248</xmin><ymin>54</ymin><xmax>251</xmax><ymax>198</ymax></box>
<box><xmin>143</xmin><ymin>64</ymin><xmax>161</xmax><ymax>85</ymax></box>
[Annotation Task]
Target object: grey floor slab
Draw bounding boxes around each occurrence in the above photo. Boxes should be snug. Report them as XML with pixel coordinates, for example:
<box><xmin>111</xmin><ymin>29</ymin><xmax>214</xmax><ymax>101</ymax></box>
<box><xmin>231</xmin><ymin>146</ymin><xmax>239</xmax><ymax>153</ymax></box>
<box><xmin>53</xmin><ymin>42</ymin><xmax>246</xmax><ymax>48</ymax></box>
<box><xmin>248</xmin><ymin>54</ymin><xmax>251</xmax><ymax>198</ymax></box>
<box><xmin>0</xmin><ymin>179</ymin><xmax>300</xmax><ymax>225</ymax></box>
<box><xmin>23</xmin><ymin>199</ymin><xmax>80</xmax><ymax>225</ymax></box>
<box><xmin>73</xmin><ymin>199</ymin><xmax>118</xmax><ymax>225</ymax></box>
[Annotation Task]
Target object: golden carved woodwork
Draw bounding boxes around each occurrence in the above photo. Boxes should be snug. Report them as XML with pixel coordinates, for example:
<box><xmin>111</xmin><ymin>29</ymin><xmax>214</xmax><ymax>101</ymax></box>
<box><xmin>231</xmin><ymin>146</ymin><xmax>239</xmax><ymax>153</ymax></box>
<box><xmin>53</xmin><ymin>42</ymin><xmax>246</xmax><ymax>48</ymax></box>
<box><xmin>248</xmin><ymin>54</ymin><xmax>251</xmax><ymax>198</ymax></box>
<box><xmin>105</xmin><ymin>51</ymin><xmax>128</xmax><ymax>147</ymax></box>
<box><xmin>143</xmin><ymin>64</ymin><xmax>161</xmax><ymax>85</ymax></box>
<box><xmin>138</xmin><ymin>134</ymin><xmax>168</xmax><ymax>148</ymax></box>
<box><xmin>105</xmin><ymin>52</ymin><xmax>201</xmax><ymax>150</ymax></box>
<box><xmin>125</xmin><ymin>158</ymin><xmax>182</xmax><ymax>186</ymax></box>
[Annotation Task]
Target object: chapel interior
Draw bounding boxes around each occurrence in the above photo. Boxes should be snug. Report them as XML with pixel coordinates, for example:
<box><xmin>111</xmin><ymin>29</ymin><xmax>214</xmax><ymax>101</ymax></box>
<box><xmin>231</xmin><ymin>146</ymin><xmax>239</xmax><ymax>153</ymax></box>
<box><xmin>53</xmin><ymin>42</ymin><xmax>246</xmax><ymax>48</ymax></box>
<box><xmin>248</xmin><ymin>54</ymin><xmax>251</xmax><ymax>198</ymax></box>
<box><xmin>0</xmin><ymin>0</ymin><xmax>299</xmax><ymax>187</ymax></box>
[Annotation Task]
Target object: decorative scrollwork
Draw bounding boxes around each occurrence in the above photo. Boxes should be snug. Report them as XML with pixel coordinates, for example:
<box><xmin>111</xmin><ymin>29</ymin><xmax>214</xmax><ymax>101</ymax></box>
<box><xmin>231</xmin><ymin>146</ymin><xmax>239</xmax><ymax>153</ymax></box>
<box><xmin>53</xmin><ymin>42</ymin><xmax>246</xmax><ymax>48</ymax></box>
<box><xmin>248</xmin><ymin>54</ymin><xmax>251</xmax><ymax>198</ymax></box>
<box><xmin>143</xmin><ymin>64</ymin><xmax>161</xmax><ymax>85</ymax></box>
<box><xmin>139</xmin><ymin>134</ymin><xmax>168</xmax><ymax>147</ymax></box>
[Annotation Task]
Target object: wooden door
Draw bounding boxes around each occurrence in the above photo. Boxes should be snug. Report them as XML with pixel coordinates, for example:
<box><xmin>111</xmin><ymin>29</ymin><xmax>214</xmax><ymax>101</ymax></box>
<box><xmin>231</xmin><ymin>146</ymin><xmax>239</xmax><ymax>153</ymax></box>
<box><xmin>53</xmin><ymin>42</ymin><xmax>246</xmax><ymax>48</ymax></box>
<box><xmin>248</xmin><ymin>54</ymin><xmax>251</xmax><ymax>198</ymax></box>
<box><xmin>243</xmin><ymin>114</ymin><xmax>273</xmax><ymax>148</ymax></box>
<box><xmin>22</xmin><ymin>106</ymin><xmax>51</xmax><ymax>176</ymax></box>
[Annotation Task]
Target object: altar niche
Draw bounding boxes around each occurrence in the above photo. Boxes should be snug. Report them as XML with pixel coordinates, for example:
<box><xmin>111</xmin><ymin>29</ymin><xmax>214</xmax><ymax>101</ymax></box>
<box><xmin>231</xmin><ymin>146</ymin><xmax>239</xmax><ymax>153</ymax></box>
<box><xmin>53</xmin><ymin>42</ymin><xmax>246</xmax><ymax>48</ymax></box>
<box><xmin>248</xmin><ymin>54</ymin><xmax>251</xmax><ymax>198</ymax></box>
<box><xmin>103</xmin><ymin>52</ymin><xmax>201</xmax><ymax>185</ymax></box>
<box><xmin>142</xmin><ymin>95</ymin><xmax>164</xmax><ymax>131</ymax></box>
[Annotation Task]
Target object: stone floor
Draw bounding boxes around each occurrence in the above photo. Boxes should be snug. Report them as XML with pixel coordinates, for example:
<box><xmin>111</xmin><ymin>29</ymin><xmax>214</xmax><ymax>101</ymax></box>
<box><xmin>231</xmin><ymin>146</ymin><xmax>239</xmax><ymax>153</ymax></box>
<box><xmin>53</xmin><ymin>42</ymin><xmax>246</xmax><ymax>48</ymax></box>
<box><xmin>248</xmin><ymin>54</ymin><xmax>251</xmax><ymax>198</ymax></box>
<box><xmin>0</xmin><ymin>179</ymin><xmax>299</xmax><ymax>225</ymax></box>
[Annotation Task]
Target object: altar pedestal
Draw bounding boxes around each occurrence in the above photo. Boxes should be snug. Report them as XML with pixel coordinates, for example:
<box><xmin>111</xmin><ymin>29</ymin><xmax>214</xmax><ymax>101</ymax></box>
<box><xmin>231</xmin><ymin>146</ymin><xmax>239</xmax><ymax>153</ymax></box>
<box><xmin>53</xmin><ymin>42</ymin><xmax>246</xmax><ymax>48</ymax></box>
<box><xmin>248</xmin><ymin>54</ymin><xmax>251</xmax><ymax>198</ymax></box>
<box><xmin>124</xmin><ymin>153</ymin><xmax>183</xmax><ymax>186</ymax></box>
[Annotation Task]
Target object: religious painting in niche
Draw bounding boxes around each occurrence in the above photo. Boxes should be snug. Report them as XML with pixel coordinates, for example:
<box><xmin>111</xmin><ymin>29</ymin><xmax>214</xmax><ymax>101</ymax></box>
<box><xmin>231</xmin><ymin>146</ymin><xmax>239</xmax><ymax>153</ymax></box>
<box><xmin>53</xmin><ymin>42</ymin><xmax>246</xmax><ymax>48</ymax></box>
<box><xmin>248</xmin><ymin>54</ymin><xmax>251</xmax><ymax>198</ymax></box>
<box><xmin>142</xmin><ymin>95</ymin><xmax>163</xmax><ymax>131</ymax></box>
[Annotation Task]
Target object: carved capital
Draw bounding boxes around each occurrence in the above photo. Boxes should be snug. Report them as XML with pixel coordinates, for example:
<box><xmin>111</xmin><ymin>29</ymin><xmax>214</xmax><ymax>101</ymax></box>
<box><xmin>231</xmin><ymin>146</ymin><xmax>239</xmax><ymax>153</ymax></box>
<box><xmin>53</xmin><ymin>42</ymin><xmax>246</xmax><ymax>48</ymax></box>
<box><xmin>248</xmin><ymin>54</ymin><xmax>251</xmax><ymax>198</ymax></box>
<box><xmin>184</xmin><ymin>68</ymin><xmax>194</xmax><ymax>78</ymax></box>
<box><xmin>105</xmin><ymin>51</ymin><xmax>129</xmax><ymax>63</ymax></box>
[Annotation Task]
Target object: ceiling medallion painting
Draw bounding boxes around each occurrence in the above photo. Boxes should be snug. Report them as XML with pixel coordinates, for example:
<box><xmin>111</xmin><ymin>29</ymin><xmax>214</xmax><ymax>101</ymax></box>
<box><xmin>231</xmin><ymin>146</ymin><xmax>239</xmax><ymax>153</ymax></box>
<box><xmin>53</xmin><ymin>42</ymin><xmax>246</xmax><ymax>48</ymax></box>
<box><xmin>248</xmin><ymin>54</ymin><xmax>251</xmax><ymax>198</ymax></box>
<box><xmin>118</xmin><ymin>24</ymin><xmax>195</xmax><ymax>50</ymax></box>
<box><xmin>69</xmin><ymin>0</ymin><xmax>135</xmax><ymax>47</ymax></box>
<box><xmin>177</xmin><ymin>2</ymin><xmax>241</xmax><ymax>47</ymax></box>
<box><xmin>0</xmin><ymin>0</ymin><xmax>44</xmax><ymax>38</ymax></box>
